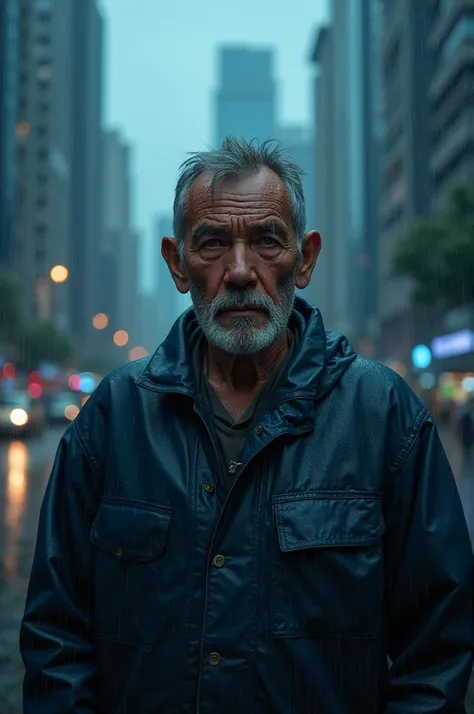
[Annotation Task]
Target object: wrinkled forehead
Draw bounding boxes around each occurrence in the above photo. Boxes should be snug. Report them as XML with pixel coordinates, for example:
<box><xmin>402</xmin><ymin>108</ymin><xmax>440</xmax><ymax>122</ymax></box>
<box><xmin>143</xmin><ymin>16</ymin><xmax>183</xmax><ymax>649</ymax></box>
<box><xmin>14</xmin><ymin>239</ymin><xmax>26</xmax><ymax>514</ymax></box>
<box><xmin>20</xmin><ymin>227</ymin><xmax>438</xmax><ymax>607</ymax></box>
<box><xmin>186</xmin><ymin>167</ymin><xmax>293</xmax><ymax>226</ymax></box>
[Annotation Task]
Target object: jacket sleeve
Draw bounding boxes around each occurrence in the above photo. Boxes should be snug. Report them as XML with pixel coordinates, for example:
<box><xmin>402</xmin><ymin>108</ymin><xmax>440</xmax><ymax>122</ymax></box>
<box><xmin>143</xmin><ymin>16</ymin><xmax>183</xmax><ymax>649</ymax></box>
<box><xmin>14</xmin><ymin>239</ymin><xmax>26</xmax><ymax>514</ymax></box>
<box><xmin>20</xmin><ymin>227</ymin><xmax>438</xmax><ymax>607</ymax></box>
<box><xmin>385</xmin><ymin>411</ymin><xmax>474</xmax><ymax>712</ymax></box>
<box><xmin>20</xmin><ymin>419</ymin><xmax>102</xmax><ymax>713</ymax></box>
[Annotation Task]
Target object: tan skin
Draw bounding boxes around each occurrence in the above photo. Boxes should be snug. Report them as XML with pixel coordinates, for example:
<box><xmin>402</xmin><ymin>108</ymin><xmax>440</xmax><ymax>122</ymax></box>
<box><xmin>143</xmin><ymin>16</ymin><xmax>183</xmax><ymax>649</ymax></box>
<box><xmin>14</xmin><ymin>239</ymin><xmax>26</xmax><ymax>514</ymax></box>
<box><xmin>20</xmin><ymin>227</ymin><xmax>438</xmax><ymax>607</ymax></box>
<box><xmin>162</xmin><ymin>167</ymin><xmax>321</xmax><ymax>419</ymax></box>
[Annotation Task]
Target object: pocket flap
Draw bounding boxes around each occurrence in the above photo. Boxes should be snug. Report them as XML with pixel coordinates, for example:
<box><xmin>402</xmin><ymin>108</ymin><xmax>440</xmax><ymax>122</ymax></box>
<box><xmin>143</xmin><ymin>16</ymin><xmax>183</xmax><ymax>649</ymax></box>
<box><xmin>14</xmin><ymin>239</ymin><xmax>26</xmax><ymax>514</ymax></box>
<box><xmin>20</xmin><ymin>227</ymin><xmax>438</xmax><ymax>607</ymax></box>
<box><xmin>272</xmin><ymin>492</ymin><xmax>384</xmax><ymax>552</ymax></box>
<box><xmin>90</xmin><ymin>499</ymin><xmax>172</xmax><ymax>560</ymax></box>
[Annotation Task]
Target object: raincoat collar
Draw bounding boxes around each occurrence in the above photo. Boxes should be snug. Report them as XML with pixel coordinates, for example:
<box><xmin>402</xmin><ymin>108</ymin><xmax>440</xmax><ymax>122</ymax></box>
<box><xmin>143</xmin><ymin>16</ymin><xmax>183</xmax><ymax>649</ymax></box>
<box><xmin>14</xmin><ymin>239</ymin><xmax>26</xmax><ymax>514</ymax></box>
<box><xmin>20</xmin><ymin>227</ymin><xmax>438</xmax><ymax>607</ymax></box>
<box><xmin>136</xmin><ymin>296</ymin><xmax>356</xmax><ymax>404</ymax></box>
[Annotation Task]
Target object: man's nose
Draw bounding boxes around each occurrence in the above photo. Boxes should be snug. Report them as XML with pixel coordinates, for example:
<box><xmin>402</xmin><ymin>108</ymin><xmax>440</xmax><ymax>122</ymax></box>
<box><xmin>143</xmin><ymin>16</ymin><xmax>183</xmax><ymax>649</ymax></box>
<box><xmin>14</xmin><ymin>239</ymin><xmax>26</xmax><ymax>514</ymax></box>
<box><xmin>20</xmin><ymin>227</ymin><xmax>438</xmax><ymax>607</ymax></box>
<box><xmin>224</xmin><ymin>245</ymin><xmax>257</xmax><ymax>287</ymax></box>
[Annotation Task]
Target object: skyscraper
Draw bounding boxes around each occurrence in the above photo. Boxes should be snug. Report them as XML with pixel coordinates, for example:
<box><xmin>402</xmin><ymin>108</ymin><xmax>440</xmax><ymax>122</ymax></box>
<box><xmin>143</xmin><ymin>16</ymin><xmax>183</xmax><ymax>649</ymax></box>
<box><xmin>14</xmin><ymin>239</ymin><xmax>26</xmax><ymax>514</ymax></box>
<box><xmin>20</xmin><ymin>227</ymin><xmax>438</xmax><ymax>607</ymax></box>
<box><xmin>14</xmin><ymin>0</ymin><xmax>75</xmax><ymax>330</ymax></box>
<box><xmin>0</xmin><ymin>0</ymin><xmax>19</xmax><ymax>269</ymax></box>
<box><xmin>153</xmin><ymin>214</ymin><xmax>183</xmax><ymax>341</ymax></box>
<box><xmin>214</xmin><ymin>46</ymin><xmax>277</xmax><ymax>146</ymax></box>
<box><xmin>429</xmin><ymin>0</ymin><xmax>474</xmax><ymax>211</ymax></box>
<box><xmin>12</xmin><ymin>0</ymin><xmax>104</xmax><ymax>347</ymax></box>
<box><xmin>311</xmin><ymin>0</ymin><xmax>382</xmax><ymax>350</ymax></box>
<box><xmin>278</xmin><ymin>124</ymin><xmax>318</xmax><ymax>304</ymax></box>
<box><xmin>69</xmin><ymin>0</ymin><xmax>104</xmax><ymax>349</ymax></box>
<box><xmin>99</xmin><ymin>129</ymin><xmax>138</xmax><ymax>356</ymax></box>
<box><xmin>378</xmin><ymin>0</ymin><xmax>432</xmax><ymax>365</ymax></box>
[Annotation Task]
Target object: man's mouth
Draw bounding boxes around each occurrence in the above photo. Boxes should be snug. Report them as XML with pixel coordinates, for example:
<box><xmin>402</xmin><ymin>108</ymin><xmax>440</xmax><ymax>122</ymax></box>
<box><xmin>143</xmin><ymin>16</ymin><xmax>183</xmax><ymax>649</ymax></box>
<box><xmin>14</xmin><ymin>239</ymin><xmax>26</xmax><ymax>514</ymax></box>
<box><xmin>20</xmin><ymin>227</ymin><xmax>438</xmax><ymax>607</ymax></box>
<box><xmin>219</xmin><ymin>307</ymin><xmax>265</xmax><ymax>316</ymax></box>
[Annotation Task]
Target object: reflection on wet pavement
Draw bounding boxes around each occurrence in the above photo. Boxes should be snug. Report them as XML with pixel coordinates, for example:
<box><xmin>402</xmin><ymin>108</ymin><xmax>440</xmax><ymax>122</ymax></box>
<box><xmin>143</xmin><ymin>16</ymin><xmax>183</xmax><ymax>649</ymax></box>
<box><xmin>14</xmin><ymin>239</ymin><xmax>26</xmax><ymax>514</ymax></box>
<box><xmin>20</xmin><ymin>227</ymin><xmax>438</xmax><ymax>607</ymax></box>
<box><xmin>0</xmin><ymin>425</ymin><xmax>472</xmax><ymax>713</ymax></box>
<box><xmin>0</xmin><ymin>428</ymin><xmax>64</xmax><ymax>714</ymax></box>
<box><xmin>3</xmin><ymin>442</ymin><xmax>28</xmax><ymax>583</ymax></box>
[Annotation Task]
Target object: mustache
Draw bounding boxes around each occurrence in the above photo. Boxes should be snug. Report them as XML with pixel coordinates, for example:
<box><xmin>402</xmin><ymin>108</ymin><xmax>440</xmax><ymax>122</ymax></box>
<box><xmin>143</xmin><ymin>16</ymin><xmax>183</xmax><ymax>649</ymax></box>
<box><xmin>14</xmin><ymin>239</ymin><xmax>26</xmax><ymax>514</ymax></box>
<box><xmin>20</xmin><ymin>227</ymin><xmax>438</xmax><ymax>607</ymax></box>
<box><xmin>211</xmin><ymin>290</ymin><xmax>273</xmax><ymax>317</ymax></box>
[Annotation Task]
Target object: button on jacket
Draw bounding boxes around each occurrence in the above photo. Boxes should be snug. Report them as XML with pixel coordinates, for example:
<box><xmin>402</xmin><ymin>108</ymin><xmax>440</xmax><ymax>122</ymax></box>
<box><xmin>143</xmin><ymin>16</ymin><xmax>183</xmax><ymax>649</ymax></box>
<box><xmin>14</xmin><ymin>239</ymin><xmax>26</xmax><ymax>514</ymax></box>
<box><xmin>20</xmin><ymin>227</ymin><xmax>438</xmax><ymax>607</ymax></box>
<box><xmin>20</xmin><ymin>298</ymin><xmax>474</xmax><ymax>713</ymax></box>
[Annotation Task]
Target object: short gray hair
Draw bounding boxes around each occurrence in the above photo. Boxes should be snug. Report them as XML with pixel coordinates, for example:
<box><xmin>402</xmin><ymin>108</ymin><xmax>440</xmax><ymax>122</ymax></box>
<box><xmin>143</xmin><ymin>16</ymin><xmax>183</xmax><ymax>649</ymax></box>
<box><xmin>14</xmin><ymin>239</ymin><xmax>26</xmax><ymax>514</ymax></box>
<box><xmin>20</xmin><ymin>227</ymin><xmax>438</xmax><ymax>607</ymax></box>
<box><xmin>173</xmin><ymin>136</ymin><xmax>307</xmax><ymax>256</ymax></box>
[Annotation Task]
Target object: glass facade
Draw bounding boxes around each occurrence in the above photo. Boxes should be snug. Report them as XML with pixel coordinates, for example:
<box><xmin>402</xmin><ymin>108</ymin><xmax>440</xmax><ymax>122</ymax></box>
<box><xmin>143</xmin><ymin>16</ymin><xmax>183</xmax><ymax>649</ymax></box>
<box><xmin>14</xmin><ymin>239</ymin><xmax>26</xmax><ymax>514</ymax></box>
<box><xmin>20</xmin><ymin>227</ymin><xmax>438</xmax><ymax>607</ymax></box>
<box><xmin>0</xmin><ymin>0</ymin><xmax>19</xmax><ymax>267</ymax></box>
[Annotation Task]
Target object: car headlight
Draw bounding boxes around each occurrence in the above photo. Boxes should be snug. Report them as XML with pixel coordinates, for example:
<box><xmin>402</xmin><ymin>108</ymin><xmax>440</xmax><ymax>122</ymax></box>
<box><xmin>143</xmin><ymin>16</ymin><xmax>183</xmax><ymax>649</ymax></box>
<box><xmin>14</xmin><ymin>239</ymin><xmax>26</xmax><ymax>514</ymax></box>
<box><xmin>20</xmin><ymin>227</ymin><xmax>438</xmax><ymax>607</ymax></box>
<box><xmin>10</xmin><ymin>408</ymin><xmax>29</xmax><ymax>426</ymax></box>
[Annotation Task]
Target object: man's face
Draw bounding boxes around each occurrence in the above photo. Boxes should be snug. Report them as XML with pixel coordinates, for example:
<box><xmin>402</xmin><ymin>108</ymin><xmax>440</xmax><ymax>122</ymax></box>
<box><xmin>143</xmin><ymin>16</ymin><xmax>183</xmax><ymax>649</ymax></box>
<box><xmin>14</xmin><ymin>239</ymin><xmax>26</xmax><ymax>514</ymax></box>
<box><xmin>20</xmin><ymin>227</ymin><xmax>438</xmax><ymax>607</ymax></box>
<box><xmin>180</xmin><ymin>168</ymin><xmax>302</xmax><ymax>355</ymax></box>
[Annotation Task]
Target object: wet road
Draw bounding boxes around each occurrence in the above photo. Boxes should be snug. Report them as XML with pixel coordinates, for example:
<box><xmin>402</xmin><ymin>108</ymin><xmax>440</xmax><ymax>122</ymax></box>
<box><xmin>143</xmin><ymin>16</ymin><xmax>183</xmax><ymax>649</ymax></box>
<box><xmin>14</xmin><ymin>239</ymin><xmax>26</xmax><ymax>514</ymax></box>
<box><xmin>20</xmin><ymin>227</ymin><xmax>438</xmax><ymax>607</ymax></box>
<box><xmin>0</xmin><ymin>427</ymin><xmax>66</xmax><ymax>713</ymax></box>
<box><xmin>0</xmin><ymin>425</ymin><xmax>472</xmax><ymax>712</ymax></box>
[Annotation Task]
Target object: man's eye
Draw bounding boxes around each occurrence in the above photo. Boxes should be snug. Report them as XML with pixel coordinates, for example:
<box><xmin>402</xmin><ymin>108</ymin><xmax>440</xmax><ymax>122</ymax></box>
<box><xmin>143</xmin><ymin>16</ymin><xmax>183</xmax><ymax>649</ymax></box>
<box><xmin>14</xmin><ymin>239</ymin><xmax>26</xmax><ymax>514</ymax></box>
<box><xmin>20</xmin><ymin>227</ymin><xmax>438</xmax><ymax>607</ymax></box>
<box><xmin>201</xmin><ymin>238</ymin><xmax>223</xmax><ymax>248</ymax></box>
<box><xmin>259</xmin><ymin>236</ymin><xmax>278</xmax><ymax>246</ymax></box>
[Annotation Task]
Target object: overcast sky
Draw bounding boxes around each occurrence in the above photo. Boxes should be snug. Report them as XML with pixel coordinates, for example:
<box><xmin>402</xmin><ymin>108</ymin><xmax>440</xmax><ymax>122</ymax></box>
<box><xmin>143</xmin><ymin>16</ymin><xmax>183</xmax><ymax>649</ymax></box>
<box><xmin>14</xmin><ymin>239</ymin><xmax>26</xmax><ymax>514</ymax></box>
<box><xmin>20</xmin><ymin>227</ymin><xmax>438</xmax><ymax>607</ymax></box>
<box><xmin>99</xmin><ymin>0</ymin><xmax>328</xmax><ymax>289</ymax></box>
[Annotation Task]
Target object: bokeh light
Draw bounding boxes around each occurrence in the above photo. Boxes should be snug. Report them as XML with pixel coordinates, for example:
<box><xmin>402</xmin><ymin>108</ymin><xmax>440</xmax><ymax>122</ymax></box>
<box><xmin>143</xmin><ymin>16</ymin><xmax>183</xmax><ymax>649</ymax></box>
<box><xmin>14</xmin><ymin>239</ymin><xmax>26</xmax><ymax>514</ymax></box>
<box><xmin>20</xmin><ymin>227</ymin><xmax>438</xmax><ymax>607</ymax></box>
<box><xmin>28</xmin><ymin>383</ymin><xmax>43</xmax><ymax>399</ymax></box>
<box><xmin>92</xmin><ymin>313</ymin><xmax>108</xmax><ymax>330</ymax></box>
<box><xmin>113</xmin><ymin>330</ymin><xmax>129</xmax><ymax>347</ymax></box>
<box><xmin>65</xmin><ymin>404</ymin><xmax>80</xmax><ymax>421</ymax></box>
<box><xmin>50</xmin><ymin>265</ymin><xmax>69</xmax><ymax>283</ymax></box>
<box><xmin>3</xmin><ymin>363</ymin><xmax>16</xmax><ymax>379</ymax></box>
<box><xmin>129</xmin><ymin>346</ymin><xmax>149</xmax><ymax>361</ymax></box>
<box><xmin>68</xmin><ymin>374</ymin><xmax>81</xmax><ymax>391</ymax></box>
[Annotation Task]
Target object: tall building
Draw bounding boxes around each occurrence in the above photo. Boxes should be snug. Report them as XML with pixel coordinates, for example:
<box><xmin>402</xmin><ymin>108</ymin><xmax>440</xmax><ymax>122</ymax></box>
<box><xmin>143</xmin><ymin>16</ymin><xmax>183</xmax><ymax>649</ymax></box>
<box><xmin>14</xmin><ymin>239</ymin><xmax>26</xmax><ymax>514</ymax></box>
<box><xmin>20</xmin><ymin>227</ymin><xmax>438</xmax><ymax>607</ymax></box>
<box><xmin>14</xmin><ymin>0</ymin><xmax>75</xmax><ymax>330</ymax></box>
<box><xmin>310</xmin><ymin>0</ymin><xmax>382</xmax><ymax>346</ymax></box>
<box><xmin>377</xmin><ymin>0</ymin><xmax>432</xmax><ymax>365</ymax></box>
<box><xmin>12</xmin><ymin>0</ymin><xmax>103</xmax><ymax>347</ymax></box>
<box><xmin>429</xmin><ymin>0</ymin><xmax>474</xmax><ymax>211</ymax></box>
<box><xmin>311</xmin><ymin>26</ymin><xmax>336</xmax><ymax>329</ymax></box>
<box><xmin>278</xmin><ymin>125</ymin><xmax>316</xmax><ymax>229</ymax></box>
<box><xmin>99</xmin><ymin>129</ymin><xmax>138</xmax><ymax>359</ymax></box>
<box><xmin>153</xmin><ymin>214</ymin><xmax>183</xmax><ymax>341</ymax></box>
<box><xmin>278</xmin><ymin>124</ymin><xmax>318</xmax><ymax>305</ymax></box>
<box><xmin>214</xmin><ymin>46</ymin><xmax>277</xmax><ymax>146</ymax></box>
<box><xmin>69</xmin><ymin>0</ymin><xmax>104</xmax><ymax>349</ymax></box>
<box><xmin>0</xmin><ymin>0</ymin><xmax>19</xmax><ymax>269</ymax></box>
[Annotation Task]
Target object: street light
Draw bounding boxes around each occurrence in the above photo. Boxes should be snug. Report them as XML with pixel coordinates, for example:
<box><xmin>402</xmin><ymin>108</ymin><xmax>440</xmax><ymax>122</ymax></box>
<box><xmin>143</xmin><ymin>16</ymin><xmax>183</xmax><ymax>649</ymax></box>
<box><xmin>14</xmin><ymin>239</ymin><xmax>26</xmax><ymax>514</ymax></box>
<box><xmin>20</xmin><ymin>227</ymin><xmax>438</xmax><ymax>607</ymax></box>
<box><xmin>92</xmin><ymin>313</ymin><xmax>108</xmax><ymax>330</ymax></box>
<box><xmin>50</xmin><ymin>265</ymin><xmax>68</xmax><ymax>283</ymax></box>
<box><xmin>113</xmin><ymin>330</ymin><xmax>129</xmax><ymax>347</ymax></box>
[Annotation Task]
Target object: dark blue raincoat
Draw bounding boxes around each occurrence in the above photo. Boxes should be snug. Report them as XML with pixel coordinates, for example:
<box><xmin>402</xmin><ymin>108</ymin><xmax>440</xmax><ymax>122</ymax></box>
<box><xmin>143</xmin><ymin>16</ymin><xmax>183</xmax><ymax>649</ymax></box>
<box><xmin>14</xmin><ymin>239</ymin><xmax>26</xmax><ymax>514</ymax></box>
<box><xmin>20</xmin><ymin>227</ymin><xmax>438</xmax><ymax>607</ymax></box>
<box><xmin>21</xmin><ymin>298</ymin><xmax>474</xmax><ymax>713</ymax></box>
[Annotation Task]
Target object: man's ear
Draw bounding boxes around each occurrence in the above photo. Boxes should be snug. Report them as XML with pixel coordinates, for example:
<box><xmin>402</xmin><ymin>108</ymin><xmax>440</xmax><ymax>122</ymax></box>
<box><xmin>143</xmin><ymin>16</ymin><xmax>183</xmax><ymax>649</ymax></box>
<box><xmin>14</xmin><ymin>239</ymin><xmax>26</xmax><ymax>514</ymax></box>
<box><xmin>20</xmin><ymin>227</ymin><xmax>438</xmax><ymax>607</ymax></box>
<box><xmin>295</xmin><ymin>231</ymin><xmax>321</xmax><ymax>290</ymax></box>
<box><xmin>161</xmin><ymin>237</ymin><xmax>189</xmax><ymax>294</ymax></box>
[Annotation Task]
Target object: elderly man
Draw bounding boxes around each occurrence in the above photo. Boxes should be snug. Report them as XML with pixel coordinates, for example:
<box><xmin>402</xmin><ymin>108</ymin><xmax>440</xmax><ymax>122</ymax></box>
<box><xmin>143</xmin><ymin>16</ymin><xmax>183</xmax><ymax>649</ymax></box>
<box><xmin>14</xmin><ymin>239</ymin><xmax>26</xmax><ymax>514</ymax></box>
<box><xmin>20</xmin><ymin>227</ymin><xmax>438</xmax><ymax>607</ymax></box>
<box><xmin>21</xmin><ymin>138</ymin><xmax>474</xmax><ymax>713</ymax></box>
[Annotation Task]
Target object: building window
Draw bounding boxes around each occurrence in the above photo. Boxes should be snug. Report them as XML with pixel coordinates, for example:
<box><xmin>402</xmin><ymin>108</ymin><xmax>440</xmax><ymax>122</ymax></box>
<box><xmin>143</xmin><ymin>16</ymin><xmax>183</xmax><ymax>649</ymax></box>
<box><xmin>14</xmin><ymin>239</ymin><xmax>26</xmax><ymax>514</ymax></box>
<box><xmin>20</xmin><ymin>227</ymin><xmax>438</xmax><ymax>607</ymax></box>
<box><xmin>37</xmin><ymin>124</ymin><xmax>48</xmax><ymax>137</ymax></box>
<box><xmin>37</xmin><ymin>33</ymin><xmax>51</xmax><ymax>46</ymax></box>
<box><xmin>37</xmin><ymin>196</ymin><xmax>48</xmax><ymax>209</ymax></box>
<box><xmin>35</xmin><ymin>223</ymin><xmax>47</xmax><ymax>238</ymax></box>
<box><xmin>38</xmin><ymin>12</ymin><xmax>51</xmax><ymax>24</ymax></box>
<box><xmin>441</xmin><ymin>13</ymin><xmax>474</xmax><ymax>61</ymax></box>
<box><xmin>38</xmin><ymin>101</ymin><xmax>49</xmax><ymax>114</ymax></box>
<box><xmin>37</xmin><ymin>172</ymin><xmax>48</xmax><ymax>184</ymax></box>
<box><xmin>433</xmin><ymin>143</ymin><xmax>474</xmax><ymax>190</ymax></box>
<box><xmin>37</xmin><ymin>148</ymin><xmax>48</xmax><ymax>161</ymax></box>
<box><xmin>35</xmin><ymin>248</ymin><xmax>46</xmax><ymax>262</ymax></box>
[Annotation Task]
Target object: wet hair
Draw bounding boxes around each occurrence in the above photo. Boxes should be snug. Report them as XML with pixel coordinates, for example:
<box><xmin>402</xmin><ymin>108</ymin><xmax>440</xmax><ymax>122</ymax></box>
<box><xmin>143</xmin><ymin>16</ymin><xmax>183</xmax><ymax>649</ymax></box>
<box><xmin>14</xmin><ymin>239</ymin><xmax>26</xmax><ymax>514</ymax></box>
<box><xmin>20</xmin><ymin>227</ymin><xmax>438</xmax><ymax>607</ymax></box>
<box><xmin>172</xmin><ymin>136</ymin><xmax>306</xmax><ymax>257</ymax></box>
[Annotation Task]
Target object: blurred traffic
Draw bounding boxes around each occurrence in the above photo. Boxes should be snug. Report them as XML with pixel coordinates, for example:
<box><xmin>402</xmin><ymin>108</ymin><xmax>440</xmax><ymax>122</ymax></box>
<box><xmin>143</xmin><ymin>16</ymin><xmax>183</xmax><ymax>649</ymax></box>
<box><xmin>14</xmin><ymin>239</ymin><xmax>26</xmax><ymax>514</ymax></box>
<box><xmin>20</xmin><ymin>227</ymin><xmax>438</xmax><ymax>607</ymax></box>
<box><xmin>0</xmin><ymin>361</ymin><xmax>97</xmax><ymax>440</ymax></box>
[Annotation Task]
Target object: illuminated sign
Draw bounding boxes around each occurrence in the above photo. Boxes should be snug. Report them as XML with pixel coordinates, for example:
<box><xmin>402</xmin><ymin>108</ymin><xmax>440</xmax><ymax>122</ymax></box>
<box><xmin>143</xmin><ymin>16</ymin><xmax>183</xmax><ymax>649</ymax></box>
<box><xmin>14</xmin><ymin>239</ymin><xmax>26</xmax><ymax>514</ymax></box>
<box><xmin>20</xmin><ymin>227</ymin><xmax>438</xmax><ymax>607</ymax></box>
<box><xmin>431</xmin><ymin>330</ymin><xmax>474</xmax><ymax>359</ymax></box>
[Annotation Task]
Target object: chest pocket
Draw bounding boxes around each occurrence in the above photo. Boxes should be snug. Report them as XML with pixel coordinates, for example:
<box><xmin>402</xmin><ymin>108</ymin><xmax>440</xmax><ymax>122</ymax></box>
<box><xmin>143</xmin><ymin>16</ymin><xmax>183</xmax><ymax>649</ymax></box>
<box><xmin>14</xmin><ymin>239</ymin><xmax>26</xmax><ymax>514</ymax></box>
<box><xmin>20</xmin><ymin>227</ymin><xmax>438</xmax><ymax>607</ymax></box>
<box><xmin>90</xmin><ymin>498</ymin><xmax>172</xmax><ymax>651</ymax></box>
<box><xmin>270</xmin><ymin>492</ymin><xmax>385</xmax><ymax>640</ymax></box>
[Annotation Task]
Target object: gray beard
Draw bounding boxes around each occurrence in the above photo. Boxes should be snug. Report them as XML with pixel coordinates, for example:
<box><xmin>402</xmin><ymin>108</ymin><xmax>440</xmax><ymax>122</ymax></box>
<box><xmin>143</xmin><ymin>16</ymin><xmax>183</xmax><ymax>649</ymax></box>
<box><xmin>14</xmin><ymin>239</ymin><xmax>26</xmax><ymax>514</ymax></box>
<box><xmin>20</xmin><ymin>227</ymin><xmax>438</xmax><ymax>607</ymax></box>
<box><xmin>188</xmin><ymin>271</ymin><xmax>297</xmax><ymax>355</ymax></box>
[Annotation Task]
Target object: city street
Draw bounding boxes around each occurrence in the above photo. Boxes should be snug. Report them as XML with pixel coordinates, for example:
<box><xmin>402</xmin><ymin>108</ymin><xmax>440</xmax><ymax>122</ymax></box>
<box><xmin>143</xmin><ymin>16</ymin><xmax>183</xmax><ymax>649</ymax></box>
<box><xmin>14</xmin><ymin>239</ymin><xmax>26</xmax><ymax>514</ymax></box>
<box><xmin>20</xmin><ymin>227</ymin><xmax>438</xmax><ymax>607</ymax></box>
<box><xmin>0</xmin><ymin>426</ymin><xmax>65</xmax><ymax>713</ymax></box>
<box><xmin>0</xmin><ymin>424</ymin><xmax>473</xmax><ymax>713</ymax></box>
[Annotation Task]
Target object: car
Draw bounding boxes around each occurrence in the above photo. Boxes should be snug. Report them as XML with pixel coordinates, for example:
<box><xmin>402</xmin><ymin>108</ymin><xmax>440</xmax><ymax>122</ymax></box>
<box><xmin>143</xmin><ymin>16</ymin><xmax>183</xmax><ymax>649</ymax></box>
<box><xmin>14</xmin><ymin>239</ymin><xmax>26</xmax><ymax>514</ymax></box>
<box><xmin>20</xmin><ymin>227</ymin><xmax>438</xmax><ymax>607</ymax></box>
<box><xmin>46</xmin><ymin>391</ymin><xmax>81</xmax><ymax>425</ymax></box>
<box><xmin>0</xmin><ymin>391</ymin><xmax>46</xmax><ymax>438</ymax></box>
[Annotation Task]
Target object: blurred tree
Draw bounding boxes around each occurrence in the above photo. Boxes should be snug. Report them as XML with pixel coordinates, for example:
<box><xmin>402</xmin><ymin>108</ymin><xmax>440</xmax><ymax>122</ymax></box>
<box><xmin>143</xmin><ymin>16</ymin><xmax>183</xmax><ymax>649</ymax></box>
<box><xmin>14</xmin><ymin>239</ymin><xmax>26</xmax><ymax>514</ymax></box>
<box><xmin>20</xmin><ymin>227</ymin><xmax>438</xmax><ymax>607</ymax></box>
<box><xmin>19</xmin><ymin>321</ymin><xmax>74</xmax><ymax>369</ymax></box>
<box><xmin>392</xmin><ymin>182</ymin><xmax>474</xmax><ymax>309</ymax></box>
<box><xmin>0</xmin><ymin>269</ymin><xmax>21</xmax><ymax>342</ymax></box>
